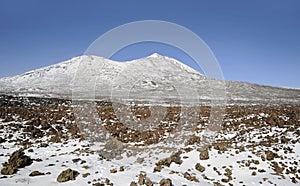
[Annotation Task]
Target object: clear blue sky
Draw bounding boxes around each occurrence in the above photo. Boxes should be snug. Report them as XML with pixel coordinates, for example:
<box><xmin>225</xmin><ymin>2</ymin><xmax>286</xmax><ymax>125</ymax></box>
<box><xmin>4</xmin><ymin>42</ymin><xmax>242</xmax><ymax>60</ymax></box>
<box><xmin>0</xmin><ymin>0</ymin><xmax>299</xmax><ymax>88</ymax></box>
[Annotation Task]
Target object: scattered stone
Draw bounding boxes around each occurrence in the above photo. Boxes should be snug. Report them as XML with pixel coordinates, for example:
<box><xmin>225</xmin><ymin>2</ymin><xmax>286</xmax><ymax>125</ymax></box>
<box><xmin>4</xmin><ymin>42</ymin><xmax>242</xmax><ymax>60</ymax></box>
<box><xmin>214</xmin><ymin>142</ymin><xmax>231</xmax><ymax>152</ymax></box>
<box><xmin>199</xmin><ymin>149</ymin><xmax>209</xmax><ymax>160</ymax></box>
<box><xmin>82</xmin><ymin>173</ymin><xmax>90</xmax><ymax>178</ymax></box>
<box><xmin>57</xmin><ymin>168</ymin><xmax>79</xmax><ymax>183</ymax></box>
<box><xmin>214</xmin><ymin>182</ymin><xmax>225</xmax><ymax>186</ymax></box>
<box><xmin>266</xmin><ymin>150</ymin><xmax>277</xmax><ymax>161</ymax></box>
<box><xmin>221</xmin><ymin>178</ymin><xmax>229</xmax><ymax>183</ymax></box>
<box><xmin>0</xmin><ymin>137</ymin><xmax>6</xmax><ymax>143</ymax></box>
<box><xmin>28</xmin><ymin>149</ymin><xmax>34</xmax><ymax>152</ymax></box>
<box><xmin>253</xmin><ymin>160</ymin><xmax>260</xmax><ymax>165</ymax></box>
<box><xmin>187</xmin><ymin>134</ymin><xmax>200</xmax><ymax>145</ymax></box>
<box><xmin>105</xmin><ymin>178</ymin><xmax>111</xmax><ymax>185</ymax></box>
<box><xmin>40</xmin><ymin>143</ymin><xmax>48</xmax><ymax>147</ymax></box>
<box><xmin>159</xmin><ymin>178</ymin><xmax>172</xmax><ymax>186</ymax></box>
<box><xmin>272</xmin><ymin>162</ymin><xmax>284</xmax><ymax>174</ymax></box>
<box><xmin>29</xmin><ymin>171</ymin><xmax>45</xmax><ymax>176</ymax></box>
<box><xmin>184</xmin><ymin>172</ymin><xmax>199</xmax><ymax>182</ymax></box>
<box><xmin>130</xmin><ymin>181</ymin><xmax>137</xmax><ymax>186</ymax></box>
<box><xmin>145</xmin><ymin>178</ymin><xmax>153</xmax><ymax>186</ymax></box>
<box><xmin>92</xmin><ymin>183</ymin><xmax>102</xmax><ymax>186</ymax></box>
<box><xmin>154</xmin><ymin>165</ymin><xmax>162</xmax><ymax>172</ymax></box>
<box><xmin>138</xmin><ymin>172</ymin><xmax>146</xmax><ymax>185</ymax></box>
<box><xmin>110</xmin><ymin>168</ymin><xmax>117</xmax><ymax>174</ymax></box>
<box><xmin>155</xmin><ymin>151</ymin><xmax>182</xmax><ymax>168</ymax></box>
<box><xmin>72</xmin><ymin>158</ymin><xmax>81</xmax><ymax>163</ymax></box>
<box><xmin>1</xmin><ymin>148</ymin><xmax>32</xmax><ymax>175</ymax></box>
<box><xmin>1</xmin><ymin>165</ymin><xmax>15</xmax><ymax>175</ymax></box>
<box><xmin>195</xmin><ymin>163</ymin><xmax>206</xmax><ymax>172</ymax></box>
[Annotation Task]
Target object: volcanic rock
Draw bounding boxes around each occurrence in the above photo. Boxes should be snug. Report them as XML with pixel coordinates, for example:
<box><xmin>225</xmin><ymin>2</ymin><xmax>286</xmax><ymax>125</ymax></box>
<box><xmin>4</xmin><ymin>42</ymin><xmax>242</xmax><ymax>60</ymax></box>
<box><xmin>57</xmin><ymin>168</ymin><xmax>79</xmax><ymax>182</ymax></box>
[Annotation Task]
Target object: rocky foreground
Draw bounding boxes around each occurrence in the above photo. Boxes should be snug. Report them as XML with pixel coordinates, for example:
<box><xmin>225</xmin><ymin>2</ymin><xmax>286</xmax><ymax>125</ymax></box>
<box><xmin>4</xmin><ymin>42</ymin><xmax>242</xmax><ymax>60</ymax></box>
<box><xmin>0</xmin><ymin>94</ymin><xmax>299</xmax><ymax>186</ymax></box>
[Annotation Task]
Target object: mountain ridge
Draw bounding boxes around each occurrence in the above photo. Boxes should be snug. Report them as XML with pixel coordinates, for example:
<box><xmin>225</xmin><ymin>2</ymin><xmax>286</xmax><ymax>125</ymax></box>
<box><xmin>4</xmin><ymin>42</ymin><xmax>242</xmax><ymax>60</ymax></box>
<box><xmin>0</xmin><ymin>54</ymin><xmax>299</xmax><ymax>105</ymax></box>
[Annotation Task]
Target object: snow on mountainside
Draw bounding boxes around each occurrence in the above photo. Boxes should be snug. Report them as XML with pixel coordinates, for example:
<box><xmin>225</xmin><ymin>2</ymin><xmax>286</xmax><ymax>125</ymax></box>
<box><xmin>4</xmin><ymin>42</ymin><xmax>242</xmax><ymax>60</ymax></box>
<box><xmin>0</xmin><ymin>54</ymin><xmax>299</xmax><ymax>105</ymax></box>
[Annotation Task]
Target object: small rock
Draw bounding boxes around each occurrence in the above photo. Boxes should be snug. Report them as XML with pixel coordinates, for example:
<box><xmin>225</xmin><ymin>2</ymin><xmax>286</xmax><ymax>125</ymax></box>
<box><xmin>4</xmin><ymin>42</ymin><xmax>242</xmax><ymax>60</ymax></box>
<box><xmin>40</xmin><ymin>143</ymin><xmax>48</xmax><ymax>147</ymax></box>
<box><xmin>155</xmin><ymin>151</ymin><xmax>182</xmax><ymax>168</ymax></box>
<box><xmin>110</xmin><ymin>168</ymin><xmax>117</xmax><ymax>174</ymax></box>
<box><xmin>0</xmin><ymin>137</ymin><xmax>6</xmax><ymax>143</ymax></box>
<box><xmin>145</xmin><ymin>178</ymin><xmax>153</xmax><ymax>186</ymax></box>
<box><xmin>154</xmin><ymin>165</ymin><xmax>162</xmax><ymax>172</ymax></box>
<box><xmin>57</xmin><ymin>168</ymin><xmax>79</xmax><ymax>183</ymax></box>
<box><xmin>82</xmin><ymin>173</ymin><xmax>90</xmax><ymax>178</ymax></box>
<box><xmin>195</xmin><ymin>163</ymin><xmax>205</xmax><ymax>172</ymax></box>
<box><xmin>72</xmin><ymin>158</ymin><xmax>81</xmax><ymax>163</ymax></box>
<box><xmin>0</xmin><ymin>165</ymin><xmax>15</xmax><ymax>175</ymax></box>
<box><xmin>159</xmin><ymin>178</ymin><xmax>172</xmax><ymax>186</ymax></box>
<box><xmin>184</xmin><ymin>172</ymin><xmax>199</xmax><ymax>182</ymax></box>
<box><xmin>138</xmin><ymin>172</ymin><xmax>146</xmax><ymax>185</ymax></box>
<box><xmin>130</xmin><ymin>181</ymin><xmax>137</xmax><ymax>186</ymax></box>
<box><xmin>221</xmin><ymin>178</ymin><xmax>229</xmax><ymax>183</ymax></box>
<box><xmin>105</xmin><ymin>178</ymin><xmax>110</xmax><ymax>185</ymax></box>
<box><xmin>199</xmin><ymin>149</ymin><xmax>209</xmax><ymax>160</ymax></box>
<box><xmin>29</xmin><ymin>171</ymin><xmax>45</xmax><ymax>176</ymax></box>
<box><xmin>266</xmin><ymin>150</ymin><xmax>277</xmax><ymax>161</ymax></box>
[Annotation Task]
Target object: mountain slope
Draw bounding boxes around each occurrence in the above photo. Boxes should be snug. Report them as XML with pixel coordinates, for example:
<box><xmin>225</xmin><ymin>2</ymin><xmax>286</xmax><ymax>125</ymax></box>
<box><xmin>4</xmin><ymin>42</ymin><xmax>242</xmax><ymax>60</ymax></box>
<box><xmin>0</xmin><ymin>54</ymin><xmax>299</xmax><ymax>105</ymax></box>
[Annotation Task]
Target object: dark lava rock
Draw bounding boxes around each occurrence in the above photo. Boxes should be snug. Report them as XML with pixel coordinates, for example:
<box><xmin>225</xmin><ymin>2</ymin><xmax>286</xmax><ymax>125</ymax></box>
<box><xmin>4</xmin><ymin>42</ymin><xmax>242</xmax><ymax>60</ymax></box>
<box><xmin>92</xmin><ymin>183</ymin><xmax>102</xmax><ymax>186</ymax></box>
<box><xmin>0</xmin><ymin>137</ymin><xmax>6</xmax><ymax>143</ymax></box>
<box><xmin>153</xmin><ymin>165</ymin><xmax>162</xmax><ymax>172</ymax></box>
<box><xmin>159</xmin><ymin>178</ymin><xmax>172</xmax><ymax>186</ymax></box>
<box><xmin>184</xmin><ymin>172</ymin><xmax>199</xmax><ymax>182</ymax></box>
<box><xmin>266</xmin><ymin>150</ymin><xmax>277</xmax><ymax>161</ymax></box>
<box><xmin>138</xmin><ymin>172</ymin><xmax>146</xmax><ymax>185</ymax></box>
<box><xmin>1</xmin><ymin>165</ymin><xmax>15</xmax><ymax>175</ymax></box>
<box><xmin>1</xmin><ymin>149</ymin><xmax>32</xmax><ymax>175</ymax></box>
<box><xmin>82</xmin><ymin>173</ymin><xmax>90</xmax><ymax>178</ymax></box>
<box><xmin>155</xmin><ymin>151</ymin><xmax>182</xmax><ymax>168</ymax></box>
<box><xmin>199</xmin><ymin>149</ymin><xmax>209</xmax><ymax>160</ymax></box>
<box><xmin>110</xmin><ymin>168</ymin><xmax>117</xmax><ymax>174</ymax></box>
<box><xmin>72</xmin><ymin>158</ymin><xmax>81</xmax><ymax>163</ymax></box>
<box><xmin>8</xmin><ymin>149</ymin><xmax>32</xmax><ymax>168</ymax></box>
<box><xmin>145</xmin><ymin>178</ymin><xmax>153</xmax><ymax>186</ymax></box>
<box><xmin>40</xmin><ymin>143</ymin><xmax>48</xmax><ymax>147</ymax></box>
<box><xmin>57</xmin><ymin>168</ymin><xmax>79</xmax><ymax>183</ymax></box>
<box><xmin>195</xmin><ymin>163</ymin><xmax>206</xmax><ymax>172</ymax></box>
<box><xmin>130</xmin><ymin>181</ymin><xmax>137</xmax><ymax>186</ymax></box>
<box><xmin>29</xmin><ymin>171</ymin><xmax>45</xmax><ymax>176</ymax></box>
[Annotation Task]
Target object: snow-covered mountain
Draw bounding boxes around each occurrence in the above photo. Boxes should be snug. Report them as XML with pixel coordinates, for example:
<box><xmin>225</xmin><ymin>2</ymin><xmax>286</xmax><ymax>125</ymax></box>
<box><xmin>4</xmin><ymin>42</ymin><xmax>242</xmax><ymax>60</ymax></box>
<box><xmin>0</xmin><ymin>54</ymin><xmax>299</xmax><ymax>105</ymax></box>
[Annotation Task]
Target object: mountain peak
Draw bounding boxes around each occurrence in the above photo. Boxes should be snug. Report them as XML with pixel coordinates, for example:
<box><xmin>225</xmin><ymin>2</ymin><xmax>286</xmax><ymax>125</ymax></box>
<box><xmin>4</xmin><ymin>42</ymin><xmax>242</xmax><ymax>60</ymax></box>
<box><xmin>147</xmin><ymin>53</ymin><xmax>163</xmax><ymax>58</ymax></box>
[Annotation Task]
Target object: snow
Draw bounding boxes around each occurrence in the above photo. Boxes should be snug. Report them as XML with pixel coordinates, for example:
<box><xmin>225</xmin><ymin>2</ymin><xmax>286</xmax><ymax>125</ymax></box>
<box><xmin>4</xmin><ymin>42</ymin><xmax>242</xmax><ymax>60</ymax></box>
<box><xmin>2</xmin><ymin>142</ymin><xmax>296</xmax><ymax>186</ymax></box>
<box><xmin>0</xmin><ymin>55</ymin><xmax>298</xmax><ymax>105</ymax></box>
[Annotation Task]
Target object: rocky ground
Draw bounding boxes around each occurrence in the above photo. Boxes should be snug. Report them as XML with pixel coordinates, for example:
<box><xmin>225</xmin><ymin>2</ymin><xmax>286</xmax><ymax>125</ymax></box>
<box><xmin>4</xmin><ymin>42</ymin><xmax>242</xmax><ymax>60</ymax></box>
<box><xmin>0</xmin><ymin>94</ymin><xmax>299</xmax><ymax>186</ymax></box>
